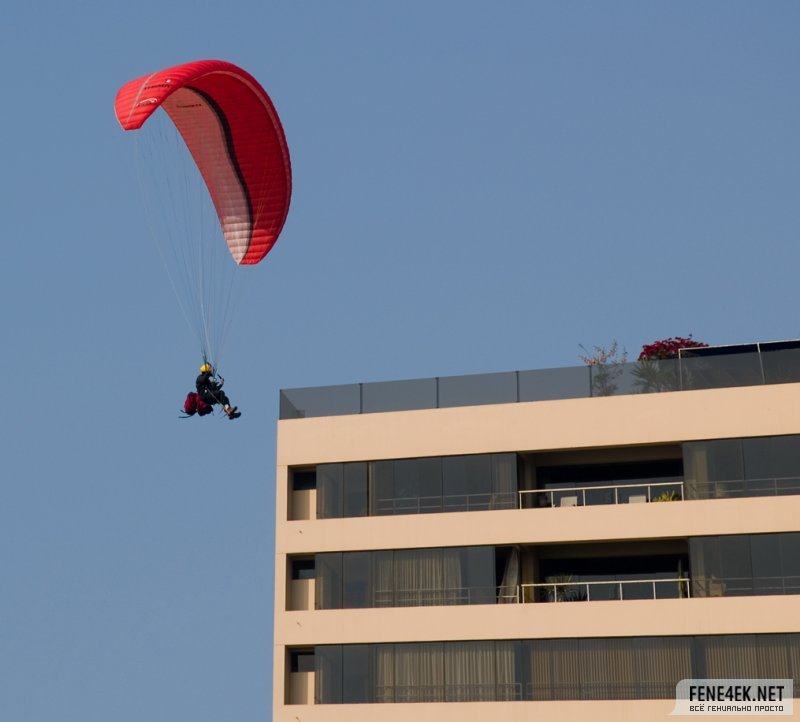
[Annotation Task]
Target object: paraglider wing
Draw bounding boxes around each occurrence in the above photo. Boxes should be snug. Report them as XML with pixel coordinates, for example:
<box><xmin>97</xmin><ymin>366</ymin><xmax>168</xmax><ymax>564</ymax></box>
<box><xmin>114</xmin><ymin>59</ymin><xmax>291</xmax><ymax>265</ymax></box>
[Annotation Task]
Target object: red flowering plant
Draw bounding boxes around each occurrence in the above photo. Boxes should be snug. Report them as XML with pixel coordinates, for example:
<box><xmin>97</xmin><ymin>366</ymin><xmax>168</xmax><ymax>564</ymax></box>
<box><xmin>634</xmin><ymin>336</ymin><xmax>709</xmax><ymax>392</ymax></box>
<box><xmin>638</xmin><ymin>336</ymin><xmax>708</xmax><ymax>361</ymax></box>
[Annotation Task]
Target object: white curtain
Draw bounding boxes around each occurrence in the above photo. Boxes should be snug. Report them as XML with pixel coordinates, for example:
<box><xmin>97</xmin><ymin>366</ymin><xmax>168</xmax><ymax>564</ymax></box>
<box><xmin>314</xmin><ymin>645</ymin><xmax>342</xmax><ymax>704</ymax></box>
<box><xmin>394</xmin><ymin>643</ymin><xmax>444</xmax><ymax>702</ymax></box>
<box><xmin>372</xmin><ymin>551</ymin><xmax>394</xmax><ymax>607</ymax></box>
<box><xmin>492</xmin><ymin>453</ymin><xmax>518</xmax><ymax>508</ymax></box>
<box><xmin>445</xmin><ymin>641</ymin><xmax>496</xmax><ymax>701</ymax></box>
<box><xmin>529</xmin><ymin>639</ymin><xmax>582</xmax><ymax>700</ymax></box>
<box><xmin>634</xmin><ymin>637</ymin><xmax>693</xmax><ymax>698</ymax></box>
<box><xmin>495</xmin><ymin>641</ymin><xmax>519</xmax><ymax>700</ymax></box>
<box><xmin>701</xmin><ymin>634</ymin><xmax>790</xmax><ymax>679</ymax></box>
<box><xmin>373</xmin><ymin>645</ymin><xmax>394</xmax><ymax>702</ymax></box>
<box><xmin>499</xmin><ymin>548</ymin><xmax>519</xmax><ymax>603</ymax></box>
<box><xmin>442</xmin><ymin>549</ymin><xmax>463</xmax><ymax>604</ymax></box>
<box><xmin>394</xmin><ymin>549</ymin><xmax>444</xmax><ymax>606</ymax></box>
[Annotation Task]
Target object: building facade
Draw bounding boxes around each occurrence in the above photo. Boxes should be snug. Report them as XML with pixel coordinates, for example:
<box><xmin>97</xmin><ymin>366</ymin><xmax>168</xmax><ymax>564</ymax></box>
<box><xmin>273</xmin><ymin>342</ymin><xmax>800</xmax><ymax>721</ymax></box>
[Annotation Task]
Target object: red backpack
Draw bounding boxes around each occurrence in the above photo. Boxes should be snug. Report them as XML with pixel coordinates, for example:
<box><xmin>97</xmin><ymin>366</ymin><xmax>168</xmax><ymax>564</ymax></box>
<box><xmin>183</xmin><ymin>392</ymin><xmax>213</xmax><ymax>417</ymax></box>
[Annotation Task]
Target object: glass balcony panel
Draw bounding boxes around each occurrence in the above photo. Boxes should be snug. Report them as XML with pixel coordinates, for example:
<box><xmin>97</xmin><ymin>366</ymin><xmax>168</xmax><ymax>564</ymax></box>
<box><xmin>279</xmin><ymin>384</ymin><xmax>360</xmax><ymax>418</ymax></box>
<box><xmin>620</xmin><ymin>581</ymin><xmax>652</xmax><ymax>600</ymax></box>
<box><xmin>679</xmin><ymin>351</ymin><xmax>763</xmax><ymax>390</ymax></box>
<box><xmin>437</xmin><ymin>371</ymin><xmax>517</xmax><ymax>408</ymax></box>
<box><xmin>361</xmin><ymin>377</ymin><xmax>437</xmax><ymax>413</ymax></box>
<box><xmin>518</xmin><ymin>366</ymin><xmax>590</xmax><ymax>401</ymax></box>
<box><xmin>589</xmin><ymin>361</ymin><xmax>677</xmax><ymax>397</ymax></box>
<box><xmin>280</xmin><ymin>342</ymin><xmax>800</xmax><ymax>418</ymax></box>
<box><xmin>761</xmin><ymin>346</ymin><xmax>800</xmax><ymax>384</ymax></box>
<box><xmin>653</xmin><ymin>580</ymin><xmax>685</xmax><ymax>599</ymax></box>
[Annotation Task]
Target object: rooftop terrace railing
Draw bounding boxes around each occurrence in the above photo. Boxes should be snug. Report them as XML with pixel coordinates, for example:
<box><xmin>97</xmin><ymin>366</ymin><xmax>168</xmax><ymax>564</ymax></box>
<box><xmin>279</xmin><ymin>340</ymin><xmax>800</xmax><ymax>419</ymax></box>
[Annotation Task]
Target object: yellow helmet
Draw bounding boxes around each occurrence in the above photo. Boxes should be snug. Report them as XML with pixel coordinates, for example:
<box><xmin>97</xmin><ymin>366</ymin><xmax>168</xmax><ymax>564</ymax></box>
<box><xmin>199</xmin><ymin>363</ymin><xmax>213</xmax><ymax>374</ymax></box>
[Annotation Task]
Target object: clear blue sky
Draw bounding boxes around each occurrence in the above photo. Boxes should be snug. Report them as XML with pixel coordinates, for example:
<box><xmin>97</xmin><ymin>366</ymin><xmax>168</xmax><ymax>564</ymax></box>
<box><xmin>1</xmin><ymin>2</ymin><xmax>799</xmax><ymax>720</ymax></box>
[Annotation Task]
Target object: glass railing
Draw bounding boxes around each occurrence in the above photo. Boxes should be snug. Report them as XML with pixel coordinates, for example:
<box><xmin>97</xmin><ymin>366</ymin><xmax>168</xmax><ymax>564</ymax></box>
<box><xmin>279</xmin><ymin>341</ymin><xmax>800</xmax><ymax>418</ymax></box>
<box><xmin>521</xmin><ymin>577</ymin><xmax>691</xmax><ymax>603</ymax></box>
<box><xmin>691</xmin><ymin>575</ymin><xmax>800</xmax><ymax>597</ymax></box>
<box><xmin>519</xmin><ymin>480</ymin><xmax>684</xmax><ymax>508</ymax></box>
<box><xmin>373</xmin><ymin>585</ymin><xmax>518</xmax><ymax>607</ymax></box>
<box><xmin>686</xmin><ymin>476</ymin><xmax>800</xmax><ymax>499</ymax></box>
<box><xmin>372</xmin><ymin>491</ymin><xmax>518</xmax><ymax>515</ymax></box>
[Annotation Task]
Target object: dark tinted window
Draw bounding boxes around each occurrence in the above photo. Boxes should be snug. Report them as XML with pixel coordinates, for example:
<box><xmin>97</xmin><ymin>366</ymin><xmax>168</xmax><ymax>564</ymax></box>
<box><xmin>311</xmin><ymin>635</ymin><xmax>800</xmax><ymax>704</ymax></box>
<box><xmin>718</xmin><ymin>536</ymin><xmax>751</xmax><ymax>582</ymax></box>
<box><xmin>315</xmin><ymin>553</ymin><xmax>342</xmax><ymax>610</ymax></box>
<box><xmin>459</xmin><ymin>546</ymin><xmax>496</xmax><ymax>604</ymax></box>
<box><xmin>343</xmin><ymin>463</ymin><xmax>368</xmax><ymax>517</ymax></box>
<box><xmin>343</xmin><ymin>552</ymin><xmax>372</xmax><ymax>608</ymax></box>
<box><xmin>290</xmin><ymin>648</ymin><xmax>315</xmax><ymax>673</ymax></box>
<box><xmin>291</xmin><ymin>557</ymin><xmax>315</xmax><ymax>580</ymax></box>
<box><xmin>315</xmin><ymin>645</ymin><xmax>342</xmax><ymax>704</ymax></box>
<box><xmin>780</xmin><ymin>534</ymin><xmax>800</xmax><ymax>578</ymax></box>
<box><xmin>291</xmin><ymin>470</ymin><xmax>316</xmax><ymax>491</ymax></box>
<box><xmin>369</xmin><ymin>461</ymin><xmax>393</xmax><ymax>516</ymax></box>
<box><xmin>443</xmin><ymin>455</ymin><xmax>492</xmax><ymax>510</ymax></box>
<box><xmin>317</xmin><ymin>464</ymin><xmax>343</xmax><ymax>519</ymax></box>
<box><xmin>342</xmin><ymin>645</ymin><xmax>372</xmax><ymax>703</ymax></box>
<box><xmin>690</xmin><ymin>533</ymin><xmax>800</xmax><ymax>598</ymax></box>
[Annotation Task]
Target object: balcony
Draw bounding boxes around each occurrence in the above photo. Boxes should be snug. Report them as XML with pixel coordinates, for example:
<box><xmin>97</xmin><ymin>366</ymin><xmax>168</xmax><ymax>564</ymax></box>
<box><xmin>521</xmin><ymin>577</ymin><xmax>691</xmax><ymax>602</ymax></box>
<box><xmin>308</xmin><ymin>540</ymin><xmax>693</xmax><ymax>610</ymax></box>
<box><xmin>280</xmin><ymin>339</ymin><xmax>800</xmax><ymax>419</ymax></box>
<box><xmin>519</xmin><ymin>480</ymin><xmax>684</xmax><ymax>508</ymax></box>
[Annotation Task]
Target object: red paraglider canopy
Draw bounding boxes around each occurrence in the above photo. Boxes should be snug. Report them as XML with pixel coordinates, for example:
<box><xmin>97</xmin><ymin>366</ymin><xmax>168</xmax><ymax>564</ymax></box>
<box><xmin>115</xmin><ymin>59</ymin><xmax>291</xmax><ymax>265</ymax></box>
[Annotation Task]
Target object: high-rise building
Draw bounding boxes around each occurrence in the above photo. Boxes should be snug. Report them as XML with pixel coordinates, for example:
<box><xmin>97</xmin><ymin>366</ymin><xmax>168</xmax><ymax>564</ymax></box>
<box><xmin>273</xmin><ymin>340</ymin><xmax>800</xmax><ymax>721</ymax></box>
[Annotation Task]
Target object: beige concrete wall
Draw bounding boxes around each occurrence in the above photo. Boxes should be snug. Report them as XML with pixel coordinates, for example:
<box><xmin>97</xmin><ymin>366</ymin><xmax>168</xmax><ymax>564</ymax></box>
<box><xmin>277</xmin><ymin>595</ymin><xmax>800</xmax><ymax>647</ymax></box>
<box><xmin>277</xmin><ymin>383</ymin><xmax>800</xmax><ymax>466</ymax></box>
<box><xmin>273</xmin><ymin>382</ymin><xmax>800</xmax><ymax>719</ymax></box>
<box><xmin>290</xmin><ymin>489</ymin><xmax>316</xmax><ymax>521</ymax></box>
<box><xmin>288</xmin><ymin>672</ymin><xmax>314</xmax><ymax>705</ymax></box>
<box><xmin>278</xmin><ymin>495</ymin><xmax>800</xmax><ymax>555</ymax></box>
<box><xmin>288</xmin><ymin>579</ymin><xmax>315</xmax><ymax>611</ymax></box>
<box><xmin>274</xmin><ymin>699</ymin><xmax>797</xmax><ymax>722</ymax></box>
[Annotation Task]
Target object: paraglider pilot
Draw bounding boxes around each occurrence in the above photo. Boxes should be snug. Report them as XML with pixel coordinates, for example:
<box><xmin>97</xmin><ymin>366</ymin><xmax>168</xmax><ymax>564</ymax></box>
<box><xmin>194</xmin><ymin>363</ymin><xmax>241</xmax><ymax>419</ymax></box>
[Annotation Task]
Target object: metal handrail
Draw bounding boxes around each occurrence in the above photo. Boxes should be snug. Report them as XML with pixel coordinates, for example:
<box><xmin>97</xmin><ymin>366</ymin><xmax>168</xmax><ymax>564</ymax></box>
<box><xmin>691</xmin><ymin>574</ymin><xmax>800</xmax><ymax>596</ymax></box>
<box><xmin>520</xmin><ymin>577</ymin><xmax>691</xmax><ymax>602</ymax></box>
<box><xmin>374</xmin><ymin>491</ymin><xmax>517</xmax><ymax>514</ymax></box>
<box><xmin>518</xmin><ymin>480</ymin><xmax>684</xmax><ymax>508</ymax></box>
<box><xmin>377</xmin><ymin>682</ymin><xmax>524</xmax><ymax>703</ymax></box>
<box><xmin>688</xmin><ymin>475</ymin><xmax>800</xmax><ymax>499</ymax></box>
<box><xmin>374</xmin><ymin>584</ymin><xmax>518</xmax><ymax>607</ymax></box>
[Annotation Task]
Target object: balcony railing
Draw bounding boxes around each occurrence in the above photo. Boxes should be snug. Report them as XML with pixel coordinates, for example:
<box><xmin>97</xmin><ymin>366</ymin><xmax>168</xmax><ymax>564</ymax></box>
<box><xmin>518</xmin><ymin>480</ymin><xmax>684</xmax><ymax>508</ymax></box>
<box><xmin>372</xmin><ymin>491</ymin><xmax>517</xmax><ymax>515</ymax></box>
<box><xmin>377</xmin><ymin>682</ymin><xmax>524</xmax><ymax>703</ymax></box>
<box><xmin>691</xmin><ymin>575</ymin><xmax>800</xmax><ymax>597</ymax></box>
<box><xmin>365</xmin><ymin>581</ymin><xmax>689</xmax><ymax>607</ymax></box>
<box><xmin>374</xmin><ymin>585</ymin><xmax>519</xmax><ymax>607</ymax></box>
<box><xmin>687</xmin><ymin>476</ymin><xmax>800</xmax><ymax>499</ymax></box>
<box><xmin>280</xmin><ymin>340</ymin><xmax>800</xmax><ymax>418</ymax></box>
<box><xmin>521</xmin><ymin>577</ymin><xmax>691</xmax><ymax>603</ymax></box>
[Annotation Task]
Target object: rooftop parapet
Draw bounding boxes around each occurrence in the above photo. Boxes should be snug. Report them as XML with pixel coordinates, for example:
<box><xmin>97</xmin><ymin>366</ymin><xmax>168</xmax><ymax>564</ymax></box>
<box><xmin>279</xmin><ymin>340</ymin><xmax>800</xmax><ymax>419</ymax></box>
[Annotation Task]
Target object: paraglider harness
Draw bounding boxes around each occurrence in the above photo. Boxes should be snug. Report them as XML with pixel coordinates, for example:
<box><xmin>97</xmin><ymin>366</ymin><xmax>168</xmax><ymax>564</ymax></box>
<box><xmin>182</xmin><ymin>391</ymin><xmax>214</xmax><ymax>417</ymax></box>
<box><xmin>181</xmin><ymin>365</ymin><xmax>229</xmax><ymax>418</ymax></box>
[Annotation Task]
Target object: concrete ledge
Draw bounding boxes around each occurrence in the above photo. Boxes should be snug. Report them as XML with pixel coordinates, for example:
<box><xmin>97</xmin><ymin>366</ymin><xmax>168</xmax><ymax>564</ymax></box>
<box><xmin>278</xmin><ymin>495</ymin><xmax>800</xmax><ymax>554</ymax></box>
<box><xmin>275</xmin><ymin>697</ymin><xmax>797</xmax><ymax>722</ymax></box>
<box><xmin>277</xmin><ymin>594</ymin><xmax>800</xmax><ymax>646</ymax></box>
<box><xmin>277</xmin><ymin>384</ymin><xmax>800</xmax><ymax>466</ymax></box>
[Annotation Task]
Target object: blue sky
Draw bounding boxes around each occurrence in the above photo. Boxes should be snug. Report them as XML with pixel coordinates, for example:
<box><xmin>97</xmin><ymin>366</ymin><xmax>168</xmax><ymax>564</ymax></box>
<box><xmin>1</xmin><ymin>2</ymin><xmax>799</xmax><ymax>720</ymax></box>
